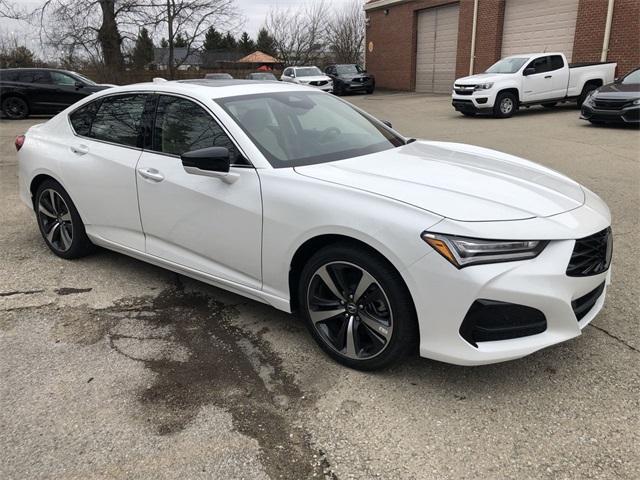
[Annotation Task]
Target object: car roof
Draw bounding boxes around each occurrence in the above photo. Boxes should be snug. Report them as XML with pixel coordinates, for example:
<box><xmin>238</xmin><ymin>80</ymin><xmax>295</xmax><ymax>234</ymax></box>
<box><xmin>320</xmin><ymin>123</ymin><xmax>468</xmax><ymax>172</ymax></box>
<box><xmin>97</xmin><ymin>78</ymin><xmax>317</xmax><ymax>100</ymax></box>
<box><xmin>503</xmin><ymin>52</ymin><xmax>564</xmax><ymax>58</ymax></box>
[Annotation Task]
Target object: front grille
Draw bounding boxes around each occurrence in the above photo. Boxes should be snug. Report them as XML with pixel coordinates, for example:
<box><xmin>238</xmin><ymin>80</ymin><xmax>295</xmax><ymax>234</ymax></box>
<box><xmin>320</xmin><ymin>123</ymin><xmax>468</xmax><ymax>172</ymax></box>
<box><xmin>459</xmin><ymin>300</ymin><xmax>547</xmax><ymax>346</ymax></box>
<box><xmin>454</xmin><ymin>84</ymin><xmax>475</xmax><ymax>96</ymax></box>
<box><xmin>593</xmin><ymin>99</ymin><xmax>627</xmax><ymax>110</ymax></box>
<box><xmin>572</xmin><ymin>282</ymin><xmax>605</xmax><ymax>321</ymax></box>
<box><xmin>353</xmin><ymin>77</ymin><xmax>370</xmax><ymax>83</ymax></box>
<box><xmin>309</xmin><ymin>80</ymin><xmax>328</xmax><ymax>86</ymax></box>
<box><xmin>567</xmin><ymin>227</ymin><xmax>612</xmax><ymax>277</ymax></box>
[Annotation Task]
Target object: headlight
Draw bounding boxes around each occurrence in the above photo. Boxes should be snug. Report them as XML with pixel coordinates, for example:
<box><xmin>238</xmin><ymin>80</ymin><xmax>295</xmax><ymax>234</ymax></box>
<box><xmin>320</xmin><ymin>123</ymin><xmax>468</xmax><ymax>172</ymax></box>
<box><xmin>474</xmin><ymin>83</ymin><xmax>493</xmax><ymax>91</ymax></box>
<box><xmin>421</xmin><ymin>232</ymin><xmax>548</xmax><ymax>268</ymax></box>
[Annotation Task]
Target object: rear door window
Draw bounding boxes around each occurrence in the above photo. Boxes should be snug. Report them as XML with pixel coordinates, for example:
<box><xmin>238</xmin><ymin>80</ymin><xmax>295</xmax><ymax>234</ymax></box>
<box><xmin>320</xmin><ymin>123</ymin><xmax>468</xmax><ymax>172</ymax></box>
<box><xmin>549</xmin><ymin>55</ymin><xmax>564</xmax><ymax>71</ymax></box>
<box><xmin>69</xmin><ymin>100</ymin><xmax>102</xmax><ymax>136</ymax></box>
<box><xmin>89</xmin><ymin>94</ymin><xmax>148</xmax><ymax>148</ymax></box>
<box><xmin>18</xmin><ymin>70</ymin><xmax>51</xmax><ymax>83</ymax></box>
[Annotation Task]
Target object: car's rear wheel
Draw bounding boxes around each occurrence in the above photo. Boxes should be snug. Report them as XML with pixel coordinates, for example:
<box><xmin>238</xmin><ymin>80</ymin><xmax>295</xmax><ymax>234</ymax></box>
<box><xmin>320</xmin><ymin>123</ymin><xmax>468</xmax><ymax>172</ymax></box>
<box><xmin>298</xmin><ymin>244</ymin><xmax>418</xmax><ymax>370</ymax></box>
<box><xmin>35</xmin><ymin>180</ymin><xmax>95</xmax><ymax>259</ymax></box>
<box><xmin>2</xmin><ymin>96</ymin><xmax>29</xmax><ymax>120</ymax></box>
<box><xmin>493</xmin><ymin>92</ymin><xmax>518</xmax><ymax>118</ymax></box>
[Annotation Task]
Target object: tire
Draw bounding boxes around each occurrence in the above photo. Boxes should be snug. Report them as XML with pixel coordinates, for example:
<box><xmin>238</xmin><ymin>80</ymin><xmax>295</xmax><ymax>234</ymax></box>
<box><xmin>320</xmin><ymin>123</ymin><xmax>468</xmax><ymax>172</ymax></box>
<box><xmin>493</xmin><ymin>92</ymin><xmax>518</xmax><ymax>118</ymax></box>
<box><xmin>35</xmin><ymin>179</ymin><xmax>95</xmax><ymax>259</ymax></box>
<box><xmin>298</xmin><ymin>244</ymin><xmax>418</xmax><ymax>370</ymax></box>
<box><xmin>2</xmin><ymin>96</ymin><xmax>29</xmax><ymax>120</ymax></box>
<box><xmin>365</xmin><ymin>87</ymin><xmax>374</xmax><ymax>94</ymax></box>
<box><xmin>577</xmin><ymin>84</ymin><xmax>598</xmax><ymax>108</ymax></box>
<box><xmin>542</xmin><ymin>102</ymin><xmax>557</xmax><ymax>108</ymax></box>
<box><xmin>333</xmin><ymin>83</ymin><xmax>345</xmax><ymax>96</ymax></box>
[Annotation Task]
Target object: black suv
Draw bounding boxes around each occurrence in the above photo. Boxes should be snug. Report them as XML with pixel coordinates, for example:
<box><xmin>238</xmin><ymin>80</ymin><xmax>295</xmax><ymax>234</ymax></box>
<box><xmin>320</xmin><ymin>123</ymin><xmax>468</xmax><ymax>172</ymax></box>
<box><xmin>324</xmin><ymin>64</ymin><xmax>375</xmax><ymax>96</ymax></box>
<box><xmin>0</xmin><ymin>68</ymin><xmax>111</xmax><ymax>119</ymax></box>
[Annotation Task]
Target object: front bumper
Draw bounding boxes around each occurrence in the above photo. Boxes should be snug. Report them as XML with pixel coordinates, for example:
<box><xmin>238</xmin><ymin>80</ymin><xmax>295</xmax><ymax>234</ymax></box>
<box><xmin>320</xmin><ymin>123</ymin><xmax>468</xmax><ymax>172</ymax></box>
<box><xmin>307</xmin><ymin>82</ymin><xmax>333</xmax><ymax>92</ymax></box>
<box><xmin>581</xmin><ymin>103</ymin><xmax>640</xmax><ymax>124</ymax></box>
<box><xmin>452</xmin><ymin>89</ymin><xmax>498</xmax><ymax>113</ymax></box>
<box><xmin>406</xmin><ymin>237</ymin><xmax>611</xmax><ymax>365</ymax></box>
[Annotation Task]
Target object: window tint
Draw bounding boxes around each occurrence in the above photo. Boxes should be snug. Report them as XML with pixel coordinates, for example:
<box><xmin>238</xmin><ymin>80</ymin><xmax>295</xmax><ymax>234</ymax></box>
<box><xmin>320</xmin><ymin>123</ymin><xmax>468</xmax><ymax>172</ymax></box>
<box><xmin>18</xmin><ymin>70</ymin><xmax>51</xmax><ymax>83</ymax></box>
<box><xmin>153</xmin><ymin>95</ymin><xmax>239</xmax><ymax>160</ymax></box>
<box><xmin>51</xmin><ymin>71</ymin><xmax>77</xmax><ymax>86</ymax></box>
<box><xmin>526</xmin><ymin>57</ymin><xmax>550</xmax><ymax>74</ymax></box>
<box><xmin>549</xmin><ymin>55</ymin><xmax>564</xmax><ymax>71</ymax></box>
<box><xmin>0</xmin><ymin>70</ymin><xmax>18</xmax><ymax>81</ymax></box>
<box><xmin>90</xmin><ymin>94</ymin><xmax>147</xmax><ymax>147</ymax></box>
<box><xmin>69</xmin><ymin>100</ymin><xmax>101</xmax><ymax>136</ymax></box>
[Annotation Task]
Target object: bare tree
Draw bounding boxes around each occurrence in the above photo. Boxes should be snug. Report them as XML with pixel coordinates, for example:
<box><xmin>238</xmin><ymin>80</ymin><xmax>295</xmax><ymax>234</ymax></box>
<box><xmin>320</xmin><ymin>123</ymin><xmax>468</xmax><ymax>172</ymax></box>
<box><xmin>0</xmin><ymin>0</ymin><xmax>149</xmax><ymax>80</ymax></box>
<box><xmin>327</xmin><ymin>0</ymin><xmax>365</xmax><ymax>65</ymax></box>
<box><xmin>142</xmin><ymin>0</ymin><xmax>240</xmax><ymax>79</ymax></box>
<box><xmin>265</xmin><ymin>1</ymin><xmax>328</xmax><ymax>66</ymax></box>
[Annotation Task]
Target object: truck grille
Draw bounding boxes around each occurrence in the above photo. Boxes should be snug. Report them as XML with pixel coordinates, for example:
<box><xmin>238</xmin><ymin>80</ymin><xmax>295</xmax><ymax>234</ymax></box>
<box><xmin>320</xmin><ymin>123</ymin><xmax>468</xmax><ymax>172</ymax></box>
<box><xmin>566</xmin><ymin>227</ymin><xmax>612</xmax><ymax>277</ymax></box>
<box><xmin>454</xmin><ymin>84</ymin><xmax>475</xmax><ymax>96</ymax></box>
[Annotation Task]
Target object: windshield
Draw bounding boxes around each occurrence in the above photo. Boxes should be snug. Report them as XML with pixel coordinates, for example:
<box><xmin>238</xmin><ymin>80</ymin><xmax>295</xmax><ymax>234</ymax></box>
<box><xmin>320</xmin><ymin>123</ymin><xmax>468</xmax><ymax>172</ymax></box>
<box><xmin>296</xmin><ymin>67</ymin><xmax>322</xmax><ymax>77</ymax></box>
<box><xmin>336</xmin><ymin>65</ymin><xmax>363</xmax><ymax>75</ymax></box>
<box><xmin>622</xmin><ymin>69</ymin><xmax>640</xmax><ymax>84</ymax></box>
<box><xmin>485</xmin><ymin>57</ymin><xmax>528</xmax><ymax>74</ymax></box>
<box><xmin>71</xmin><ymin>72</ymin><xmax>97</xmax><ymax>85</ymax></box>
<box><xmin>217</xmin><ymin>91</ymin><xmax>404</xmax><ymax>168</ymax></box>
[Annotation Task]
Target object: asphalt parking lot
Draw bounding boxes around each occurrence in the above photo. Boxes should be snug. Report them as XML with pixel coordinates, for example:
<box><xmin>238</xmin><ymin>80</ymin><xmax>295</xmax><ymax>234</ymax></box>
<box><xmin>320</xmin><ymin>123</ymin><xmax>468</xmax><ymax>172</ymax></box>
<box><xmin>1</xmin><ymin>94</ymin><xmax>639</xmax><ymax>480</ymax></box>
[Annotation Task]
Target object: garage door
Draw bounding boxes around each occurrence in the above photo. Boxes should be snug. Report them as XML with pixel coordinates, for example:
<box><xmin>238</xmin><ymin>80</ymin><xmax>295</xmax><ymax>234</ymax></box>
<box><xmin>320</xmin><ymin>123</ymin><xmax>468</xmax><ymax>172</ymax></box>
<box><xmin>502</xmin><ymin>0</ymin><xmax>579</xmax><ymax>61</ymax></box>
<box><xmin>415</xmin><ymin>4</ymin><xmax>459</xmax><ymax>93</ymax></box>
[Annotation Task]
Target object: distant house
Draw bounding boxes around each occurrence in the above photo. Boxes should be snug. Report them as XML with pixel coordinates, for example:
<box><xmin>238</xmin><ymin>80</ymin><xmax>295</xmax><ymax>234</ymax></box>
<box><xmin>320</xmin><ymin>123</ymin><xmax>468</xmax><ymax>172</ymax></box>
<box><xmin>236</xmin><ymin>51</ymin><xmax>283</xmax><ymax>70</ymax></box>
<box><xmin>201</xmin><ymin>50</ymin><xmax>243</xmax><ymax>69</ymax></box>
<box><xmin>152</xmin><ymin>48</ymin><xmax>201</xmax><ymax>71</ymax></box>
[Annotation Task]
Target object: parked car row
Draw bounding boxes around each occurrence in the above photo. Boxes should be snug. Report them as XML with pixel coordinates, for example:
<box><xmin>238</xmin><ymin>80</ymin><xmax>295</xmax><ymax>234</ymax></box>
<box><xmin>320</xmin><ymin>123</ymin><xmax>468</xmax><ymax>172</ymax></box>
<box><xmin>451</xmin><ymin>52</ymin><xmax>639</xmax><ymax>126</ymax></box>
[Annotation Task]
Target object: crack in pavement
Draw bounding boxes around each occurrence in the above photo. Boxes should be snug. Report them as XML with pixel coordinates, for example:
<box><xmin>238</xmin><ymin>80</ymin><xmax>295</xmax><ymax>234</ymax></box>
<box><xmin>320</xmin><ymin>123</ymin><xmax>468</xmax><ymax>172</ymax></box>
<box><xmin>0</xmin><ymin>289</ymin><xmax>45</xmax><ymax>297</ymax></box>
<box><xmin>589</xmin><ymin>323</ymin><xmax>639</xmax><ymax>353</ymax></box>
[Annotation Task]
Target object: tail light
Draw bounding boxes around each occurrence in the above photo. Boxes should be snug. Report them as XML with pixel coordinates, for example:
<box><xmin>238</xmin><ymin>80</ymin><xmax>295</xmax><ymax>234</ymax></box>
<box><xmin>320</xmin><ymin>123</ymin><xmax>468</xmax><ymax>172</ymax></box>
<box><xmin>15</xmin><ymin>135</ymin><xmax>25</xmax><ymax>151</ymax></box>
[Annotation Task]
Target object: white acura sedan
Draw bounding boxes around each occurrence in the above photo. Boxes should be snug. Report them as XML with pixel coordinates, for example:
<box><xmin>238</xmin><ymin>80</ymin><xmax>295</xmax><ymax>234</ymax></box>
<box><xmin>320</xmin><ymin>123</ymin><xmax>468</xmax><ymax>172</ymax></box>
<box><xmin>16</xmin><ymin>79</ymin><xmax>612</xmax><ymax>370</ymax></box>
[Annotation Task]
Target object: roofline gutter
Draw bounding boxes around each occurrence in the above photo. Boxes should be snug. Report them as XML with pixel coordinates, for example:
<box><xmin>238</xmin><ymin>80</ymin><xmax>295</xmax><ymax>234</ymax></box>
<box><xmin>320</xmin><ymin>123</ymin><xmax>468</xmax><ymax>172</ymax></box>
<box><xmin>364</xmin><ymin>0</ymin><xmax>412</xmax><ymax>11</ymax></box>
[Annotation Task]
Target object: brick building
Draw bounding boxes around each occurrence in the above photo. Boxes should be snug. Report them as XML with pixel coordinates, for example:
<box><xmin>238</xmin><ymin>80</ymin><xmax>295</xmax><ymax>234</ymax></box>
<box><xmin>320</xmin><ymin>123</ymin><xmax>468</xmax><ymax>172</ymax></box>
<box><xmin>364</xmin><ymin>0</ymin><xmax>640</xmax><ymax>92</ymax></box>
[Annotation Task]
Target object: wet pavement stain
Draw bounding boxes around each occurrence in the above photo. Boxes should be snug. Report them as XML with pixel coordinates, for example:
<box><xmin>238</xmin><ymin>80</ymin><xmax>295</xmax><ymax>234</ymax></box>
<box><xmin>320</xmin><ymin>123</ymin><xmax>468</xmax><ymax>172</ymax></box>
<box><xmin>72</xmin><ymin>285</ymin><xmax>338</xmax><ymax>480</ymax></box>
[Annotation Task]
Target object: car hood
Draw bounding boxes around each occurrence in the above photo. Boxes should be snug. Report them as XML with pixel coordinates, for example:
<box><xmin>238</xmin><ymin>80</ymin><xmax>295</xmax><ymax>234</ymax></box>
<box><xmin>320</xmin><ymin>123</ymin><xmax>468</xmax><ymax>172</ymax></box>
<box><xmin>455</xmin><ymin>73</ymin><xmax>505</xmax><ymax>85</ymax></box>
<box><xmin>297</xmin><ymin>75</ymin><xmax>331</xmax><ymax>83</ymax></box>
<box><xmin>594</xmin><ymin>81</ymin><xmax>640</xmax><ymax>98</ymax></box>
<box><xmin>294</xmin><ymin>141</ymin><xmax>585</xmax><ymax>222</ymax></box>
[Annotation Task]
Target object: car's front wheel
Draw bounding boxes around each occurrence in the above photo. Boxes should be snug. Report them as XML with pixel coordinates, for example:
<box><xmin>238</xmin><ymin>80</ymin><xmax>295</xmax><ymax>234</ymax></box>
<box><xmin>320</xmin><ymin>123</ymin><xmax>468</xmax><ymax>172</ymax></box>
<box><xmin>298</xmin><ymin>244</ymin><xmax>418</xmax><ymax>370</ymax></box>
<box><xmin>35</xmin><ymin>179</ymin><xmax>95</xmax><ymax>259</ymax></box>
<box><xmin>493</xmin><ymin>92</ymin><xmax>518</xmax><ymax>118</ymax></box>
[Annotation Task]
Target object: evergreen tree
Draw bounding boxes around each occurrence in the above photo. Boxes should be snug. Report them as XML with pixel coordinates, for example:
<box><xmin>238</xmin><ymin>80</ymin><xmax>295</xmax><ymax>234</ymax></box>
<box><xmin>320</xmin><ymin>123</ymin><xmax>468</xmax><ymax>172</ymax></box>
<box><xmin>174</xmin><ymin>33</ymin><xmax>188</xmax><ymax>48</ymax></box>
<box><xmin>203</xmin><ymin>27</ymin><xmax>224</xmax><ymax>51</ymax></box>
<box><xmin>256</xmin><ymin>28</ymin><xmax>276</xmax><ymax>56</ymax></box>
<box><xmin>160</xmin><ymin>38</ymin><xmax>169</xmax><ymax>48</ymax></box>
<box><xmin>132</xmin><ymin>27</ymin><xmax>154</xmax><ymax>69</ymax></box>
<box><xmin>220</xmin><ymin>32</ymin><xmax>237</xmax><ymax>50</ymax></box>
<box><xmin>238</xmin><ymin>32</ymin><xmax>255</xmax><ymax>55</ymax></box>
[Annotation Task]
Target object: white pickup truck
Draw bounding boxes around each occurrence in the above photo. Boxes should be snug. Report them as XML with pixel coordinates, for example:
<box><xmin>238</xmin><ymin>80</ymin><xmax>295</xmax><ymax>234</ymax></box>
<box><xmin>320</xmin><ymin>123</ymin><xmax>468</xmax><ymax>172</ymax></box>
<box><xmin>452</xmin><ymin>53</ymin><xmax>616</xmax><ymax>118</ymax></box>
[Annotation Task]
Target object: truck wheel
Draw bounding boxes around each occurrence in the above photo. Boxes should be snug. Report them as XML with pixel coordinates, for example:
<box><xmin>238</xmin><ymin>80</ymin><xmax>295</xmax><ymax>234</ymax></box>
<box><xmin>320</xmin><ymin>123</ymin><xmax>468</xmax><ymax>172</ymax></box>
<box><xmin>2</xmin><ymin>96</ymin><xmax>29</xmax><ymax>120</ymax></box>
<box><xmin>578</xmin><ymin>84</ymin><xmax>598</xmax><ymax>108</ymax></box>
<box><xmin>493</xmin><ymin>92</ymin><xmax>518</xmax><ymax>118</ymax></box>
<box><xmin>542</xmin><ymin>102</ymin><xmax>557</xmax><ymax>108</ymax></box>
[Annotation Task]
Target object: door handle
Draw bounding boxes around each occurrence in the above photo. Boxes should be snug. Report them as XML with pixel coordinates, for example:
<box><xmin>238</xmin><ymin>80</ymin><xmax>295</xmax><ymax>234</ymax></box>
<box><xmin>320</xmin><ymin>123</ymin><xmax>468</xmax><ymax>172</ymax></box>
<box><xmin>137</xmin><ymin>167</ymin><xmax>165</xmax><ymax>182</ymax></box>
<box><xmin>70</xmin><ymin>144</ymin><xmax>89</xmax><ymax>155</ymax></box>
<box><xmin>544</xmin><ymin>75</ymin><xmax>552</xmax><ymax>79</ymax></box>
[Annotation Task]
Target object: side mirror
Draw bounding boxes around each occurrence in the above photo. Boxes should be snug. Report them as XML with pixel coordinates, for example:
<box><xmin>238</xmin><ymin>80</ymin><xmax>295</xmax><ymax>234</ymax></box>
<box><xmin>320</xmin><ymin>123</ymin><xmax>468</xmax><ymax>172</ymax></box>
<box><xmin>523</xmin><ymin>67</ymin><xmax>536</xmax><ymax>76</ymax></box>
<box><xmin>382</xmin><ymin>120</ymin><xmax>392</xmax><ymax>128</ymax></box>
<box><xmin>181</xmin><ymin>147</ymin><xmax>238</xmax><ymax>184</ymax></box>
<box><xmin>75</xmin><ymin>81</ymin><xmax>84</xmax><ymax>89</ymax></box>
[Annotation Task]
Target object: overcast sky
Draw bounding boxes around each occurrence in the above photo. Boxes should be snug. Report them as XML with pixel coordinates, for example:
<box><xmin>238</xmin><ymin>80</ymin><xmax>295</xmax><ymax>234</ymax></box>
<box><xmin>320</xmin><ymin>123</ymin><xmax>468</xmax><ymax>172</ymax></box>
<box><xmin>0</xmin><ymin>0</ymin><xmax>361</xmax><ymax>52</ymax></box>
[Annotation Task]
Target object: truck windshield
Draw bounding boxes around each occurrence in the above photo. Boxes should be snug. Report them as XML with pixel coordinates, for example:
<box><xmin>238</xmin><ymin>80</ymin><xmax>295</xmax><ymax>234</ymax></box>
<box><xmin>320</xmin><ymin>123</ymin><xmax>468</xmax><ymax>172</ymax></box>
<box><xmin>485</xmin><ymin>58</ymin><xmax>528</xmax><ymax>74</ymax></box>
